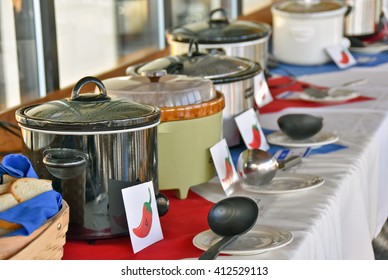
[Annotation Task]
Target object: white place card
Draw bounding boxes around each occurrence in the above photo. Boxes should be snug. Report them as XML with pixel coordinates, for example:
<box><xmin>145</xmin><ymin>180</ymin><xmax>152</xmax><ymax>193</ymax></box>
<box><xmin>235</xmin><ymin>108</ymin><xmax>270</xmax><ymax>151</ymax></box>
<box><xmin>210</xmin><ymin>139</ymin><xmax>239</xmax><ymax>196</ymax></box>
<box><xmin>121</xmin><ymin>181</ymin><xmax>163</xmax><ymax>253</ymax></box>
<box><xmin>254</xmin><ymin>72</ymin><xmax>273</xmax><ymax>107</ymax></box>
<box><xmin>325</xmin><ymin>45</ymin><xmax>357</xmax><ymax>69</ymax></box>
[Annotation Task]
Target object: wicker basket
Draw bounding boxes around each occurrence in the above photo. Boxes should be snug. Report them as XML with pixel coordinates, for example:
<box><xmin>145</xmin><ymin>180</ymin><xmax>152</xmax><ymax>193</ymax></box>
<box><xmin>0</xmin><ymin>200</ymin><xmax>69</xmax><ymax>260</ymax></box>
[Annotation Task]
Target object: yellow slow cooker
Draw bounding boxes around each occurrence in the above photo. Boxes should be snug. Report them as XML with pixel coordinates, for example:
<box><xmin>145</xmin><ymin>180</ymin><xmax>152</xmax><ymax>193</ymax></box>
<box><xmin>103</xmin><ymin>71</ymin><xmax>225</xmax><ymax>199</ymax></box>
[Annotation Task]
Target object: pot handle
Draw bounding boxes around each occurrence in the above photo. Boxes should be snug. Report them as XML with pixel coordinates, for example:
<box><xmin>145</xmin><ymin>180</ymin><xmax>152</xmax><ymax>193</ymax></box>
<box><xmin>43</xmin><ymin>148</ymin><xmax>88</xmax><ymax>169</ymax></box>
<box><xmin>209</xmin><ymin>8</ymin><xmax>229</xmax><ymax>24</ymax></box>
<box><xmin>43</xmin><ymin>148</ymin><xmax>88</xmax><ymax>180</ymax></box>
<box><xmin>71</xmin><ymin>76</ymin><xmax>110</xmax><ymax>102</ymax></box>
<box><xmin>344</xmin><ymin>4</ymin><xmax>352</xmax><ymax>17</ymax></box>
<box><xmin>187</xmin><ymin>39</ymin><xmax>200</xmax><ymax>57</ymax></box>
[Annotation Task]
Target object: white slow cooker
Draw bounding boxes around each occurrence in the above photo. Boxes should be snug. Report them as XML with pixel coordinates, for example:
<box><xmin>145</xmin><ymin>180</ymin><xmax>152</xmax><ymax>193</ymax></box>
<box><xmin>271</xmin><ymin>0</ymin><xmax>349</xmax><ymax>65</ymax></box>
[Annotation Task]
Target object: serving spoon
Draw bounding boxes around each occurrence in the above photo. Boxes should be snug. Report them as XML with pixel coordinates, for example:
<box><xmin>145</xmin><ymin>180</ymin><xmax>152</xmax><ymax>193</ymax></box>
<box><xmin>237</xmin><ymin>149</ymin><xmax>302</xmax><ymax>186</ymax></box>
<box><xmin>198</xmin><ymin>196</ymin><xmax>259</xmax><ymax>260</ymax></box>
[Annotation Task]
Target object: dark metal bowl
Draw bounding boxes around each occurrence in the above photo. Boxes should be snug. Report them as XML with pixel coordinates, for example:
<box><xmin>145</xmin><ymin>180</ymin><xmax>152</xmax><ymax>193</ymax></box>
<box><xmin>277</xmin><ymin>113</ymin><xmax>323</xmax><ymax>140</ymax></box>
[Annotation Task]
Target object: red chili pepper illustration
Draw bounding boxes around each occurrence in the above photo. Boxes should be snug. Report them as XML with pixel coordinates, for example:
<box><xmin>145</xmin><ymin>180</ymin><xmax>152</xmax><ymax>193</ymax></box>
<box><xmin>339</xmin><ymin>50</ymin><xmax>349</xmax><ymax>64</ymax></box>
<box><xmin>221</xmin><ymin>156</ymin><xmax>234</xmax><ymax>184</ymax></box>
<box><xmin>249</xmin><ymin>124</ymin><xmax>261</xmax><ymax>149</ymax></box>
<box><xmin>132</xmin><ymin>188</ymin><xmax>152</xmax><ymax>238</ymax></box>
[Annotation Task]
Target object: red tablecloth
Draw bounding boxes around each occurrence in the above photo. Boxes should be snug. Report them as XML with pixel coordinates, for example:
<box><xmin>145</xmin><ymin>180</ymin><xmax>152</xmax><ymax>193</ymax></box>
<box><xmin>62</xmin><ymin>189</ymin><xmax>214</xmax><ymax>260</ymax></box>
<box><xmin>259</xmin><ymin>76</ymin><xmax>375</xmax><ymax>114</ymax></box>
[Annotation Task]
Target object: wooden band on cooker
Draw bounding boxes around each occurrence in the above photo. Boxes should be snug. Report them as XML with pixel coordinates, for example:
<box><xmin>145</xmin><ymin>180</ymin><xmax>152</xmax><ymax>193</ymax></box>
<box><xmin>160</xmin><ymin>91</ymin><xmax>225</xmax><ymax>122</ymax></box>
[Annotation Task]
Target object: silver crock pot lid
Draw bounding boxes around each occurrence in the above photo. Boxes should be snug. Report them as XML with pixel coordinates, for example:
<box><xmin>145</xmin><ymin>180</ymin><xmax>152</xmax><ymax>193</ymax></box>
<box><xmin>166</xmin><ymin>8</ymin><xmax>271</xmax><ymax>44</ymax></box>
<box><xmin>126</xmin><ymin>42</ymin><xmax>262</xmax><ymax>84</ymax></box>
<box><xmin>272</xmin><ymin>0</ymin><xmax>347</xmax><ymax>17</ymax></box>
<box><xmin>103</xmin><ymin>70</ymin><xmax>217</xmax><ymax>107</ymax></box>
<box><xmin>15</xmin><ymin>76</ymin><xmax>160</xmax><ymax>133</ymax></box>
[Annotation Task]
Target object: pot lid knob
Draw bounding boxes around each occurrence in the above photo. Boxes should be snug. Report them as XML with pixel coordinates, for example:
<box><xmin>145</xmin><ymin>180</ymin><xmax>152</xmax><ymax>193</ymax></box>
<box><xmin>208</xmin><ymin>8</ymin><xmax>230</xmax><ymax>25</ymax></box>
<box><xmin>140</xmin><ymin>69</ymin><xmax>167</xmax><ymax>83</ymax></box>
<box><xmin>71</xmin><ymin>76</ymin><xmax>111</xmax><ymax>102</ymax></box>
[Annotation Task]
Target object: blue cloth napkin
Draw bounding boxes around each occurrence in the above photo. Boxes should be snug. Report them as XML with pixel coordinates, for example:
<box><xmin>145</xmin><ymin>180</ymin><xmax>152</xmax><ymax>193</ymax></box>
<box><xmin>0</xmin><ymin>153</ymin><xmax>62</xmax><ymax>237</ymax></box>
<box><xmin>0</xmin><ymin>190</ymin><xmax>62</xmax><ymax>236</ymax></box>
<box><xmin>0</xmin><ymin>154</ymin><xmax>38</xmax><ymax>178</ymax></box>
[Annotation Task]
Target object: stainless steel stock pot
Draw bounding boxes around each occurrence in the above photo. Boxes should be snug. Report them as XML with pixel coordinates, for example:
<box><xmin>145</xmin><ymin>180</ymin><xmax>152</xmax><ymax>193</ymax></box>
<box><xmin>344</xmin><ymin>0</ymin><xmax>378</xmax><ymax>36</ymax></box>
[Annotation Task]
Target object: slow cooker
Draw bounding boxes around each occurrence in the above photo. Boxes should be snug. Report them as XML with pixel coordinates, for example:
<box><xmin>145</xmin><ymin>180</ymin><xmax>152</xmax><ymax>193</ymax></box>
<box><xmin>15</xmin><ymin>76</ymin><xmax>165</xmax><ymax>239</ymax></box>
<box><xmin>103</xmin><ymin>71</ymin><xmax>225</xmax><ymax>199</ymax></box>
<box><xmin>126</xmin><ymin>43</ymin><xmax>264</xmax><ymax>147</ymax></box>
<box><xmin>166</xmin><ymin>8</ymin><xmax>272</xmax><ymax>69</ymax></box>
<box><xmin>271</xmin><ymin>0</ymin><xmax>349</xmax><ymax>65</ymax></box>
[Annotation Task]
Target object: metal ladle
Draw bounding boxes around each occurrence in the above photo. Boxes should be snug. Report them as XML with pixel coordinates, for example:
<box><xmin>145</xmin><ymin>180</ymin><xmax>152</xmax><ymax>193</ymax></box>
<box><xmin>303</xmin><ymin>78</ymin><xmax>368</xmax><ymax>99</ymax></box>
<box><xmin>237</xmin><ymin>149</ymin><xmax>302</xmax><ymax>186</ymax></box>
<box><xmin>198</xmin><ymin>196</ymin><xmax>259</xmax><ymax>260</ymax></box>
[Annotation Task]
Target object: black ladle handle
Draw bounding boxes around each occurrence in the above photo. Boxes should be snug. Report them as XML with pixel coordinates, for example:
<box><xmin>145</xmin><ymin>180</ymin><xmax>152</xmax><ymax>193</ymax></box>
<box><xmin>198</xmin><ymin>235</ymin><xmax>238</xmax><ymax>260</ymax></box>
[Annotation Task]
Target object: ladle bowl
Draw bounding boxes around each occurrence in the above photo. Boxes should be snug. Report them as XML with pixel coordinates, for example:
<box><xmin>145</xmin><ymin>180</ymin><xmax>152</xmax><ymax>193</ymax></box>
<box><xmin>237</xmin><ymin>149</ymin><xmax>301</xmax><ymax>186</ymax></box>
<box><xmin>198</xmin><ymin>196</ymin><xmax>259</xmax><ymax>260</ymax></box>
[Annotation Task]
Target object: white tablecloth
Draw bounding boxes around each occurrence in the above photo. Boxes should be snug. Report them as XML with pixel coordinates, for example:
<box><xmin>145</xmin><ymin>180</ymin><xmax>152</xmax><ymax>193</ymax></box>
<box><xmin>191</xmin><ymin>64</ymin><xmax>388</xmax><ymax>260</ymax></box>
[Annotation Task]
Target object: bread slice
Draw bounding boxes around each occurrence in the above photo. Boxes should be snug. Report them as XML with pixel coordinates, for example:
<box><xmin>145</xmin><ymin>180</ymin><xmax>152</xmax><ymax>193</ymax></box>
<box><xmin>0</xmin><ymin>181</ymin><xmax>20</xmax><ymax>236</ymax></box>
<box><xmin>0</xmin><ymin>184</ymin><xmax>10</xmax><ymax>195</ymax></box>
<box><xmin>0</xmin><ymin>175</ymin><xmax>17</xmax><ymax>195</ymax></box>
<box><xmin>0</xmin><ymin>193</ymin><xmax>19</xmax><ymax>212</ymax></box>
<box><xmin>9</xmin><ymin>178</ymin><xmax>53</xmax><ymax>203</ymax></box>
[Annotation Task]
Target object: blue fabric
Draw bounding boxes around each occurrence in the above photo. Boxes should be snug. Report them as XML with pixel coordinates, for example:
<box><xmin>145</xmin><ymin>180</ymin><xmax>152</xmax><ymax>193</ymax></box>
<box><xmin>0</xmin><ymin>153</ymin><xmax>62</xmax><ymax>237</ymax></box>
<box><xmin>0</xmin><ymin>154</ymin><xmax>38</xmax><ymax>178</ymax></box>
<box><xmin>0</xmin><ymin>190</ymin><xmax>62</xmax><ymax>236</ymax></box>
<box><xmin>267</xmin><ymin>143</ymin><xmax>347</xmax><ymax>156</ymax></box>
<box><xmin>270</xmin><ymin>52</ymin><xmax>388</xmax><ymax>77</ymax></box>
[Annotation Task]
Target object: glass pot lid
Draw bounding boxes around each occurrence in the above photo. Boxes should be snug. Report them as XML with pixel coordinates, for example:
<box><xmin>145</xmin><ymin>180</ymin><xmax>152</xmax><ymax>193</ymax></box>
<box><xmin>126</xmin><ymin>41</ymin><xmax>262</xmax><ymax>84</ymax></box>
<box><xmin>15</xmin><ymin>76</ymin><xmax>160</xmax><ymax>132</ymax></box>
<box><xmin>272</xmin><ymin>0</ymin><xmax>346</xmax><ymax>15</ymax></box>
<box><xmin>166</xmin><ymin>8</ymin><xmax>271</xmax><ymax>44</ymax></box>
<box><xmin>103</xmin><ymin>70</ymin><xmax>217</xmax><ymax>107</ymax></box>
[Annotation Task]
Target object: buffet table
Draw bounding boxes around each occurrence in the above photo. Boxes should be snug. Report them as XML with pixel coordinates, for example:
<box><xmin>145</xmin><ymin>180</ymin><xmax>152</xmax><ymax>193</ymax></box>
<box><xmin>62</xmin><ymin>52</ymin><xmax>388</xmax><ymax>260</ymax></box>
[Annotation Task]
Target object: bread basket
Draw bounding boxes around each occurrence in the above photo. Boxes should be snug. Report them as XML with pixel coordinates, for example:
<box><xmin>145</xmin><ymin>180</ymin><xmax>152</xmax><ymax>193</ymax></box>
<box><xmin>0</xmin><ymin>200</ymin><xmax>69</xmax><ymax>260</ymax></box>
